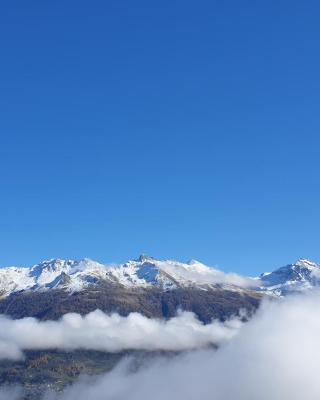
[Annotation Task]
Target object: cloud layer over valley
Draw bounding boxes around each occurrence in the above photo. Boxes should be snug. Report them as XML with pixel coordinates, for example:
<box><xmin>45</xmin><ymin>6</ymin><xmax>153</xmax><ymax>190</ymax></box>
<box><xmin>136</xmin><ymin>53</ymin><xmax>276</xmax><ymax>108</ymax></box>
<box><xmin>0</xmin><ymin>310</ymin><xmax>242</xmax><ymax>360</ymax></box>
<box><xmin>2</xmin><ymin>292</ymin><xmax>320</xmax><ymax>399</ymax></box>
<box><xmin>50</xmin><ymin>291</ymin><xmax>320</xmax><ymax>400</ymax></box>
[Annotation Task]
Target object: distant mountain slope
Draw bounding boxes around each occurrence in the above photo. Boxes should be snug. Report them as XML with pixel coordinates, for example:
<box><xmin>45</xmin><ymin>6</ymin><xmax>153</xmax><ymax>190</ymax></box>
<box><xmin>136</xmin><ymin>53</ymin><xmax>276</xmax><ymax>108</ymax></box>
<box><xmin>0</xmin><ymin>256</ymin><xmax>319</xmax><ymax>323</ymax></box>
<box><xmin>0</xmin><ymin>283</ymin><xmax>261</xmax><ymax>323</ymax></box>
<box><xmin>259</xmin><ymin>258</ymin><xmax>320</xmax><ymax>296</ymax></box>
<box><xmin>1</xmin><ymin>256</ymin><xmax>320</xmax><ymax>299</ymax></box>
<box><xmin>0</xmin><ymin>255</ymin><xmax>256</xmax><ymax>297</ymax></box>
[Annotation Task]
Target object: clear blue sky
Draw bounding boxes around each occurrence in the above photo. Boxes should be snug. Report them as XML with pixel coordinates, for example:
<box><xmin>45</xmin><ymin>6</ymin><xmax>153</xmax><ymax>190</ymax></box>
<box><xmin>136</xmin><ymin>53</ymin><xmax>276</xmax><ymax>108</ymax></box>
<box><xmin>1</xmin><ymin>1</ymin><xmax>319</xmax><ymax>274</ymax></box>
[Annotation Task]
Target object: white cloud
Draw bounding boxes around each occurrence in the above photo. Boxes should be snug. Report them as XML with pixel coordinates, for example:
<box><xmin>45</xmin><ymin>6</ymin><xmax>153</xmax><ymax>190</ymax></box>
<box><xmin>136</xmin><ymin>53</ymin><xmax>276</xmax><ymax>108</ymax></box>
<box><xmin>3</xmin><ymin>292</ymin><xmax>320</xmax><ymax>400</ymax></box>
<box><xmin>156</xmin><ymin>259</ymin><xmax>259</xmax><ymax>288</ymax></box>
<box><xmin>0</xmin><ymin>310</ymin><xmax>242</xmax><ymax>360</ymax></box>
<box><xmin>201</xmin><ymin>269</ymin><xmax>259</xmax><ymax>287</ymax></box>
<box><xmin>47</xmin><ymin>291</ymin><xmax>320</xmax><ymax>400</ymax></box>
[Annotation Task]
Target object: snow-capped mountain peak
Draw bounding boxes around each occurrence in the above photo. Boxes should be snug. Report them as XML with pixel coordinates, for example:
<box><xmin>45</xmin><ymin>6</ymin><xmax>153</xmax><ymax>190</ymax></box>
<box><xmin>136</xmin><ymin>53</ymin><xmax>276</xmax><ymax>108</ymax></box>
<box><xmin>0</xmin><ymin>256</ymin><xmax>256</xmax><ymax>298</ymax></box>
<box><xmin>1</xmin><ymin>256</ymin><xmax>320</xmax><ymax>299</ymax></box>
<box><xmin>136</xmin><ymin>254</ymin><xmax>155</xmax><ymax>262</ymax></box>
<box><xmin>295</xmin><ymin>258</ymin><xmax>319</xmax><ymax>269</ymax></box>
<box><xmin>259</xmin><ymin>258</ymin><xmax>320</xmax><ymax>296</ymax></box>
<box><xmin>29</xmin><ymin>259</ymin><xmax>76</xmax><ymax>277</ymax></box>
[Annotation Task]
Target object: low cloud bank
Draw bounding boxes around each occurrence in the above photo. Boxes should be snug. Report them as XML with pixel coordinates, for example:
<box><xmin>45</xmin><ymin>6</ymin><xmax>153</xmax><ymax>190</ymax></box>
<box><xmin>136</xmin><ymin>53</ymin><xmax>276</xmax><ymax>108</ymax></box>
<box><xmin>0</xmin><ymin>310</ymin><xmax>242</xmax><ymax>360</ymax></box>
<box><xmin>48</xmin><ymin>291</ymin><xmax>320</xmax><ymax>400</ymax></box>
<box><xmin>3</xmin><ymin>293</ymin><xmax>320</xmax><ymax>400</ymax></box>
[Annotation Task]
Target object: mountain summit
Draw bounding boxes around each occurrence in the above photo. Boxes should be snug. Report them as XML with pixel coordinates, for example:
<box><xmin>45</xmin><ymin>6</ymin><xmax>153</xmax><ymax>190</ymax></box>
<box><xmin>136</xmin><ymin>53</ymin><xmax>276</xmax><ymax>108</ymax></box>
<box><xmin>0</xmin><ymin>256</ymin><xmax>320</xmax><ymax>298</ymax></box>
<box><xmin>260</xmin><ymin>258</ymin><xmax>320</xmax><ymax>296</ymax></box>
<box><xmin>0</xmin><ymin>256</ymin><xmax>256</xmax><ymax>298</ymax></box>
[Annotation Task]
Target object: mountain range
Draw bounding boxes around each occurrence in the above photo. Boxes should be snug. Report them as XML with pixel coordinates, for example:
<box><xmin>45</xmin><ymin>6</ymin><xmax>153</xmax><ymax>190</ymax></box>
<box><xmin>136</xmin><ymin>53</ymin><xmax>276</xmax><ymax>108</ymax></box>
<box><xmin>0</xmin><ymin>255</ymin><xmax>319</xmax><ymax>298</ymax></box>
<box><xmin>0</xmin><ymin>255</ymin><xmax>318</xmax><ymax>324</ymax></box>
<box><xmin>0</xmin><ymin>255</ymin><xmax>319</xmax><ymax>399</ymax></box>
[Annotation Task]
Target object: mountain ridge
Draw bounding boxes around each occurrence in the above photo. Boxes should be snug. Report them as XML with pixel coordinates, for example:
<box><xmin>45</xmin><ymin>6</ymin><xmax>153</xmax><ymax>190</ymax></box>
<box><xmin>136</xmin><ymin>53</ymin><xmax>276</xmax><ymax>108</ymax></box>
<box><xmin>0</xmin><ymin>256</ymin><xmax>320</xmax><ymax>298</ymax></box>
<box><xmin>260</xmin><ymin>258</ymin><xmax>320</xmax><ymax>296</ymax></box>
<box><xmin>0</xmin><ymin>255</ymin><xmax>256</xmax><ymax>298</ymax></box>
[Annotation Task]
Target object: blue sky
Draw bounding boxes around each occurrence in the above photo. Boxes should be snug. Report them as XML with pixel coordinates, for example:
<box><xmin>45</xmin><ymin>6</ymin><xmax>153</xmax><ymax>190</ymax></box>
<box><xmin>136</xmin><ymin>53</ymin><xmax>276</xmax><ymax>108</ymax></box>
<box><xmin>1</xmin><ymin>1</ymin><xmax>320</xmax><ymax>274</ymax></box>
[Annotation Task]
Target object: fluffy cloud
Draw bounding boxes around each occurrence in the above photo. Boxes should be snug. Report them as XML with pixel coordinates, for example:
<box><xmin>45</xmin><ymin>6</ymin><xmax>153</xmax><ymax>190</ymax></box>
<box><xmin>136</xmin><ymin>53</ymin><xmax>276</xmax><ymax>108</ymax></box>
<box><xmin>0</xmin><ymin>310</ymin><xmax>242</xmax><ymax>360</ymax></box>
<box><xmin>3</xmin><ymin>292</ymin><xmax>320</xmax><ymax>400</ymax></box>
<box><xmin>48</xmin><ymin>291</ymin><xmax>320</xmax><ymax>400</ymax></box>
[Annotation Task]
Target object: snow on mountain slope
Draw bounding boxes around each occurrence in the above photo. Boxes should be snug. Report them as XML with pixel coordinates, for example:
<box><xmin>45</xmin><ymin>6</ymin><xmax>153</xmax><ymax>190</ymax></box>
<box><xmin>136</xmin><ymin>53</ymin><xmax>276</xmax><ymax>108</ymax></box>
<box><xmin>0</xmin><ymin>259</ymin><xmax>109</xmax><ymax>296</ymax></box>
<box><xmin>259</xmin><ymin>258</ymin><xmax>320</xmax><ymax>296</ymax></box>
<box><xmin>1</xmin><ymin>255</ymin><xmax>318</xmax><ymax>299</ymax></box>
<box><xmin>107</xmin><ymin>255</ymin><xmax>255</xmax><ymax>289</ymax></box>
<box><xmin>0</xmin><ymin>255</ymin><xmax>256</xmax><ymax>297</ymax></box>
